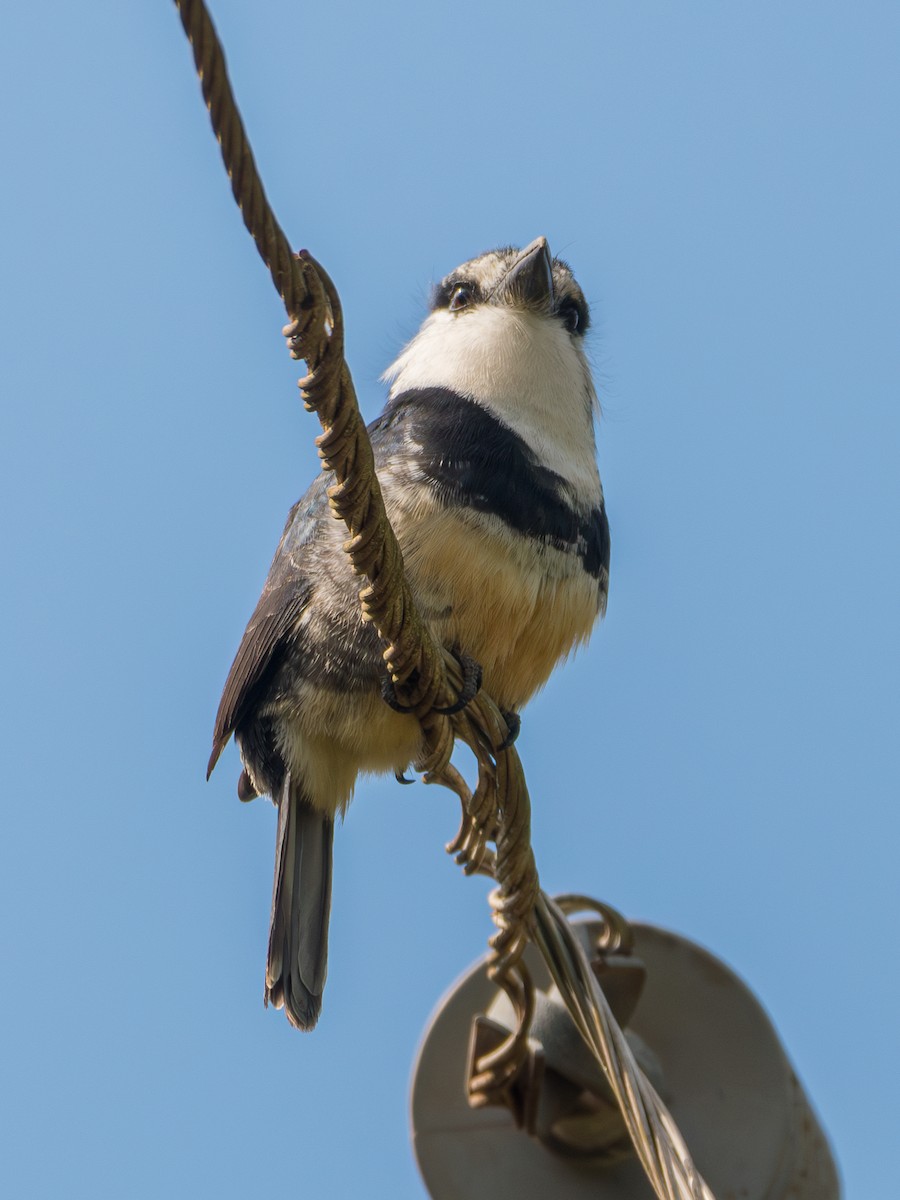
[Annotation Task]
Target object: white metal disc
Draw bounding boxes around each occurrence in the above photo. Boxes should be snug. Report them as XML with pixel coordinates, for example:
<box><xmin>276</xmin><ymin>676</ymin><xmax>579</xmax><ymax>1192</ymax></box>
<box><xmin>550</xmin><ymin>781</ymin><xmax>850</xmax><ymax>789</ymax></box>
<box><xmin>410</xmin><ymin>923</ymin><xmax>839</xmax><ymax>1199</ymax></box>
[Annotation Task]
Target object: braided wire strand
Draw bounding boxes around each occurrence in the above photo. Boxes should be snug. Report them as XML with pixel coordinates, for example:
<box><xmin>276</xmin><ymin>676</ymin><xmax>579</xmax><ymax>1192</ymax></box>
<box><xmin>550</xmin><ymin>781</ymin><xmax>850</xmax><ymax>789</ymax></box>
<box><xmin>173</xmin><ymin>4</ymin><xmax>717</xmax><ymax>1197</ymax></box>
<box><xmin>175</xmin><ymin>0</ymin><xmax>311</xmax><ymax>321</ymax></box>
<box><xmin>533</xmin><ymin>894</ymin><xmax>714</xmax><ymax>1200</ymax></box>
<box><xmin>174</xmin><ymin>0</ymin><xmax>525</xmax><ymax>1059</ymax></box>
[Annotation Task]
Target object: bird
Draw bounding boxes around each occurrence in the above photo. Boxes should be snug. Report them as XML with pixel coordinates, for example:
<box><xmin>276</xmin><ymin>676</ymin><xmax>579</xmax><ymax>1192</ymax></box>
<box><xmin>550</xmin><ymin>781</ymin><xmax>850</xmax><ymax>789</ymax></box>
<box><xmin>207</xmin><ymin>237</ymin><xmax>610</xmax><ymax>1030</ymax></box>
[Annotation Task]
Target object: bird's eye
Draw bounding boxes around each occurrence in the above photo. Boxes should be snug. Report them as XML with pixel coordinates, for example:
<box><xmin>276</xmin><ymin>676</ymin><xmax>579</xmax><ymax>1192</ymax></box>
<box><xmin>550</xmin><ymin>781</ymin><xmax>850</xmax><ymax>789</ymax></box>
<box><xmin>449</xmin><ymin>285</ymin><xmax>472</xmax><ymax>312</ymax></box>
<box><xmin>559</xmin><ymin>299</ymin><xmax>584</xmax><ymax>334</ymax></box>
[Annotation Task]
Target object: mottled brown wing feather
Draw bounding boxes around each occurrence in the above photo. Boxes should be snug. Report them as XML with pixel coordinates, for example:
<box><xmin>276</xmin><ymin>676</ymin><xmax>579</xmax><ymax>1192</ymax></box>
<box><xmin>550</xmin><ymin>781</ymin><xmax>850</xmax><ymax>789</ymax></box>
<box><xmin>207</xmin><ymin>487</ymin><xmax>325</xmax><ymax>779</ymax></box>
<box><xmin>207</xmin><ymin>578</ymin><xmax>310</xmax><ymax>779</ymax></box>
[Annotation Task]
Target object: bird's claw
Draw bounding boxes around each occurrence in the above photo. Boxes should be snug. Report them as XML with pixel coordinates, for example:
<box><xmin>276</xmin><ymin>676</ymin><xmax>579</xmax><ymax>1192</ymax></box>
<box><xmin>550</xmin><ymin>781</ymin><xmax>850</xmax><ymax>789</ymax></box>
<box><xmin>381</xmin><ymin>653</ymin><xmax>483</xmax><ymax>717</ymax></box>
<box><xmin>497</xmin><ymin>710</ymin><xmax>521</xmax><ymax>750</ymax></box>
<box><xmin>433</xmin><ymin>654</ymin><xmax>483</xmax><ymax>715</ymax></box>
<box><xmin>381</xmin><ymin>677</ymin><xmax>417</xmax><ymax>713</ymax></box>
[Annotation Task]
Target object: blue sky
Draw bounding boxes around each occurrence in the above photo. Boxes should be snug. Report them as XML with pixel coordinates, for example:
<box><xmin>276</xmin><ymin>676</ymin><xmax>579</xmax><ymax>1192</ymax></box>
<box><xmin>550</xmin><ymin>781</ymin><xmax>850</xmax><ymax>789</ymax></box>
<box><xmin>2</xmin><ymin>2</ymin><xmax>898</xmax><ymax>1196</ymax></box>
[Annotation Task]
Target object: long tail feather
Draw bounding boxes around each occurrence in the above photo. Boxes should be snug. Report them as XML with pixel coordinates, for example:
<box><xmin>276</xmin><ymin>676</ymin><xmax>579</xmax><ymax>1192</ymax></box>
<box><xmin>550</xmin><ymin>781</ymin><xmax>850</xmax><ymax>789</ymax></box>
<box><xmin>265</xmin><ymin>772</ymin><xmax>334</xmax><ymax>1030</ymax></box>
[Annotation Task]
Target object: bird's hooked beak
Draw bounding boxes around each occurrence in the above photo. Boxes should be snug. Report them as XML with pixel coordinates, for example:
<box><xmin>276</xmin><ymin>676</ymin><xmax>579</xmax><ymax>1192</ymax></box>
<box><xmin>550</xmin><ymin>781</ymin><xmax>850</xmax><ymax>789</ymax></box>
<box><xmin>490</xmin><ymin>237</ymin><xmax>555</xmax><ymax>310</ymax></box>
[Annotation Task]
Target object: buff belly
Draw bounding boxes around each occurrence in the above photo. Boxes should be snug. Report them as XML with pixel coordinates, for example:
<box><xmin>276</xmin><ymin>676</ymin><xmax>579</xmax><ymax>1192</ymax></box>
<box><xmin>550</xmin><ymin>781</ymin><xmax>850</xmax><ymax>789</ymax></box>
<box><xmin>268</xmin><ymin>498</ymin><xmax>600</xmax><ymax>816</ymax></box>
<box><xmin>399</xmin><ymin>504</ymin><xmax>601</xmax><ymax>712</ymax></box>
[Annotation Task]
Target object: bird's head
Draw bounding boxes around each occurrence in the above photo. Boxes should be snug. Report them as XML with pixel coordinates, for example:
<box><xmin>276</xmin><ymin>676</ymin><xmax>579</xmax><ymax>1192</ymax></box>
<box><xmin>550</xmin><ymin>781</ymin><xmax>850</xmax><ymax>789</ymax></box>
<box><xmin>383</xmin><ymin>238</ymin><xmax>598</xmax><ymax>446</ymax></box>
<box><xmin>432</xmin><ymin>237</ymin><xmax>590</xmax><ymax>336</ymax></box>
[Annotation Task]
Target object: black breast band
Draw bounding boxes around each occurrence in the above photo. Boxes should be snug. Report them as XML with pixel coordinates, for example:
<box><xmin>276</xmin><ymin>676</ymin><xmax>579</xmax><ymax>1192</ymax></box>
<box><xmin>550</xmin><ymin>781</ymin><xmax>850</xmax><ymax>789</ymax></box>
<box><xmin>370</xmin><ymin>387</ymin><xmax>609</xmax><ymax>580</ymax></box>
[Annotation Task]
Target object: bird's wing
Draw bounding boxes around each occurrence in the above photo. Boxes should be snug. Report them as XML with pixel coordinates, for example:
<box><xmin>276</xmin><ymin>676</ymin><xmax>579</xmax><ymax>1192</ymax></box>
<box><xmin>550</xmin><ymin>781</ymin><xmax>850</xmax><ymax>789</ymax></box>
<box><xmin>207</xmin><ymin>490</ymin><xmax>322</xmax><ymax>778</ymax></box>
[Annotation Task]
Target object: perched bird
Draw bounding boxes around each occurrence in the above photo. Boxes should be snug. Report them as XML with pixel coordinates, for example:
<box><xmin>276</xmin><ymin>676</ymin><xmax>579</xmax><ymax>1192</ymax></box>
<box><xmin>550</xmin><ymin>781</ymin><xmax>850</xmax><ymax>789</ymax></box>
<box><xmin>207</xmin><ymin>237</ymin><xmax>610</xmax><ymax>1030</ymax></box>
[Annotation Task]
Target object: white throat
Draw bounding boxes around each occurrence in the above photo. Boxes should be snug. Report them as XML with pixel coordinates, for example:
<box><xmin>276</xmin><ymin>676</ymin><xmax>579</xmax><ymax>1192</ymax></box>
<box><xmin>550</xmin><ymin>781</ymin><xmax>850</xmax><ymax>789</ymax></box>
<box><xmin>384</xmin><ymin>307</ymin><xmax>602</xmax><ymax>508</ymax></box>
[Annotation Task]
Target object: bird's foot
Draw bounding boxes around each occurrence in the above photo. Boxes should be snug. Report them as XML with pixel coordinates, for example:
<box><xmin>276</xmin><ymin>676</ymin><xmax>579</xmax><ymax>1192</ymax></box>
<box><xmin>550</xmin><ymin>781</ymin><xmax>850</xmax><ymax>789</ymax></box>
<box><xmin>381</xmin><ymin>677</ymin><xmax>417</xmax><ymax>714</ymax></box>
<box><xmin>381</xmin><ymin>653</ymin><xmax>483</xmax><ymax>717</ymax></box>
<box><xmin>433</xmin><ymin>653</ymin><xmax>483</xmax><ymax>715</ymax></box>
<box><xmin>497</xmin><ymin>710</ymin><xmax>521</xmax><ymax>750</ymax></box>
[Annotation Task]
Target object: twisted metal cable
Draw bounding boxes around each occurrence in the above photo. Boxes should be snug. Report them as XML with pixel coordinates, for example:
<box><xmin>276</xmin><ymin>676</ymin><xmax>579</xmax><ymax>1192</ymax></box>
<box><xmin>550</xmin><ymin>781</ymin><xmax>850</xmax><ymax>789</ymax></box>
<box><xmin>173</xmin><ymin>4</ymin><xmax>717</xmax><ymax>1197</ymax></box>
<box><xmin>532</xmin><ymin>895</ymin><xmax>714</xmax><ymax>1200</ymax></box>
<box><xmin>175</xmin><ymin>0</ymin><xmax>532</xmax><ymax>1083</ymax></box>
<box><xmin>175</xmin><ymin>0</ymin><xmax>313</xmax><ymax>322</ymax></box>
